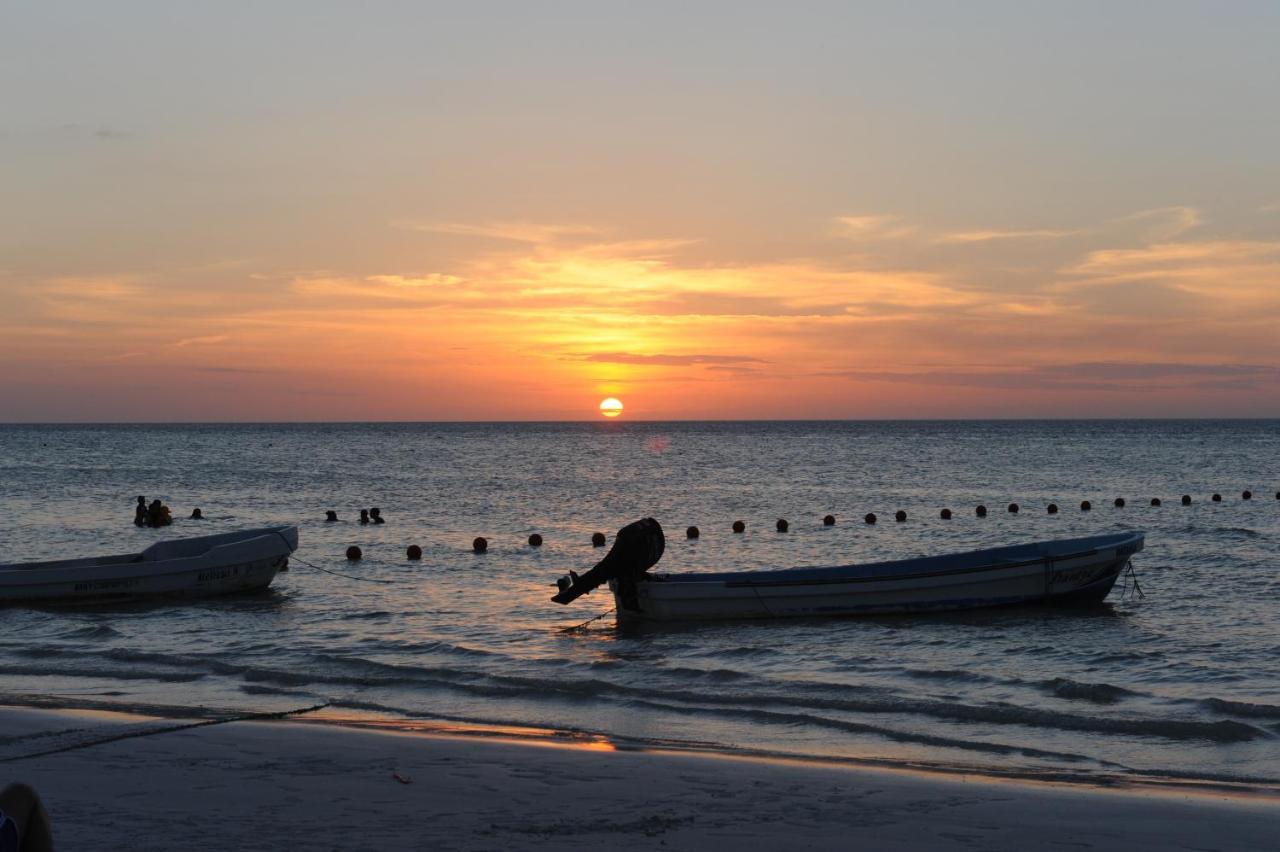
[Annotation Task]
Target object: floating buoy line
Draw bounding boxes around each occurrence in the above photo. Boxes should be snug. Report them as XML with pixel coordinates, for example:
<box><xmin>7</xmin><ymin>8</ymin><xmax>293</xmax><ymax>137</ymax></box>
<box><xmin>311</xmin><ymin>490</ymin><xmax>1275</xmax><ymax>562</ymax></box>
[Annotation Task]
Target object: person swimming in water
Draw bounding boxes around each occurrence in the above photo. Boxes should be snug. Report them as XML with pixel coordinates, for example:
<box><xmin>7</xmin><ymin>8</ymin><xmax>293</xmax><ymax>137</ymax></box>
<box><xmin>359</xmin><ymin>509</ymin><xmax>370</xmax><ymax>525</ymax></box>
<box><xmin>133</xmin><ymin>496</ymin><xmax>147</xmax><ymax>527</ymax></box>
<box><xmin>325</xmin><ymin>510</ymin><xmax>339</xmax><ymax>522</ymax></box>
<box><xmin>146</xmin><ymin>499</ymin><xmax>173</xmax><ymax>528</ymax></box>
<box><xmin>370</xmin><ymin>507</ymin><xmax>385</xmax><ymax>524</ymax></box>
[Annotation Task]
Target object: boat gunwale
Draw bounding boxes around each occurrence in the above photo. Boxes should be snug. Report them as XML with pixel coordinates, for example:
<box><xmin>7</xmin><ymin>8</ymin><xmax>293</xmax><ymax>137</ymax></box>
<box><xmin>646</xmin><ymin>531</ymin><xmax>1143</xmax><ymax>590</ymax></box>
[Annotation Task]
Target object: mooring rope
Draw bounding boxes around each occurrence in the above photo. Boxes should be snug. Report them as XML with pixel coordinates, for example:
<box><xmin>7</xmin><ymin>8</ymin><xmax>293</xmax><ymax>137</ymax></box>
<box><xmin>561</xmin><ymin>607</ymin><xmax>616</xmax><ymax>633</ymax></box>
<box><xmin>0</xmin><ymin>701</ymin><xmax>331</xmax><ymax>764</ymax></box>
<box><xmin>288</xmin><ymin>555</ymin><xmax>396</xmax><ymax>584</ymax></box>
<box><xmin>1120</xmin><ymin>559</ymin><xmax>1145</xmax><ymax>600</ymax></box>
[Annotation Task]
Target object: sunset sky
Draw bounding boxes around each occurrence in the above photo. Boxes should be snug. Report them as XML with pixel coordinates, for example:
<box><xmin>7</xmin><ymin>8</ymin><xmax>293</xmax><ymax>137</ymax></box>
<box><xmin>3</xmin><ymin>2</ymin><xmax>1279</xmax><ymax>421</ymax></box>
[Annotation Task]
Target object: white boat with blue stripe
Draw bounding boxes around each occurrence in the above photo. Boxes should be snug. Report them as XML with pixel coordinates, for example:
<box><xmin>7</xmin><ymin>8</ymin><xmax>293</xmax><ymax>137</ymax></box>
<box><xmin>552</xmin><ymin>519</ymin><xmax>1144</xmax><ymax>622</ymax></box>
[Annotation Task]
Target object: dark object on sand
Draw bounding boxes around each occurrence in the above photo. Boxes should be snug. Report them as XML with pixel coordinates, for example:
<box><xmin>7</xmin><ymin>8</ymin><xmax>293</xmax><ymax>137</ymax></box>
<box><xmin>731</xmin><ymin>520</ymin><xmax>745</xmax><ymax>533</ymax></box>
<box><xmin>940</xmin><ymin>508</ymin><xmax>952</xmax><ymax>519</ymax></box>
<box><xmin>346</xmin><ymin>546</ymin><xmax>362</xmax><ymax>560</ymax></box>
<box><xmin>1007</xmin><ymin>503</ymin><xmax>1019</xmax><ymax>514</ymax></box>
<box><xmin>370</xmin><ymin>508</ymin><xmax>385</xmax><ymax>524</ymax></box>
<box><xmin>776</xmin><ymin>519</ymin><xmax>789</xmax><ymax>533</ymax></box>
<box><xmin>894</xmin><ymin>510</ymin><xmax>907</xmax><ymax>523</ymax></box>
<box><xmin>406</xmin><ymin>545</ymin><xmax>422</xmax><ymax>560</ymax></box>
<box><xmin>472</xmin><ymin>537</ymin><xmax>488</xmax><ymax>554</ymax></box>
<box><xmin>976</xmin><ymin>505</ymin><xmax>987</xmax><ymax>517</ymax></box>
<box><xmin>822</xmin><ymin>514</ymin><xmax>835</xmax><ymax>526</ymax></box>
<box><xmin>864</xmin><ymin>513</ymin><xmax>876</xmax><ymax>525</ymax></box>
<box><xmin>325</xmin><ymin>510</ymin><xmax>339</xmax><ymax>522</ymax></box>
<box><xmin>190</xmin><ymin>508</ymin><xmax>203</xmax><ymax>520</ymax></box>
<box><xmin>686</xmin><ymin>526</ymin><xmax>700</xmax><ymax>539</ymax></box>
<box><xmin>528</xmin><ymin>533</ymin><xmax>543</xmax><ymax>547</ymax></box>
<box><xmin>1114</xmin><ymin>497</ymin><xmax>1125</xmax><ymax>508</ymax></box>
<box><xmin>0</xmin><ymin>782</ymin><xmax>55</xmax><ymax>852</ymax></box>
<box><xmin>591</xmin><ymin>532</ymin><xmax>607</xmax><ymax>547</ymax></box>
<box><xmin>1080</xmin><ymin>500</ymin><xmax>1092</xmax><ymax>511</ymax></box>
<box><xmin>1047</xmin><ymin>504</ymin><xmax>1059</xmax><ymax>514</ymax></box>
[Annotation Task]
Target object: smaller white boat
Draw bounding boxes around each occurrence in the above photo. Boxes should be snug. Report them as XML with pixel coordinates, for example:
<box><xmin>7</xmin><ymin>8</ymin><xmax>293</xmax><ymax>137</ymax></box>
<box><xmin>0</xmin><ymin>526</ymin><xmax>298</xmax><ymax>604</ymax></box>
<box><xmin>553</xmin><ymin>519</ymin><xmax>1144</xmax><ymax>622</ymax></box>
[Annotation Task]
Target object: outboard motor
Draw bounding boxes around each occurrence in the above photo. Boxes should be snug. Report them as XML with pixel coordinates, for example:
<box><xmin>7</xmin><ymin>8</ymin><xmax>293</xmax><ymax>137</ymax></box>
<box><xmin>551</xmin><ymin>518</ymin><xmax>665</xmax><ymax>605</ymax></box>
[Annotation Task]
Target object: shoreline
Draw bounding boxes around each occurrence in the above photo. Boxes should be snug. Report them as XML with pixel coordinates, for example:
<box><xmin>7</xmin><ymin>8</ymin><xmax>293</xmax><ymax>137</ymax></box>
<box><xmin>4</xmin><ymin>703</ymin><xmax>1278</xmax><ymax>851</ymax></box>
<box><xmin>5</xmin><ymin>696</ymin><xmax>1279</xmax><ymax>803</ymax></box>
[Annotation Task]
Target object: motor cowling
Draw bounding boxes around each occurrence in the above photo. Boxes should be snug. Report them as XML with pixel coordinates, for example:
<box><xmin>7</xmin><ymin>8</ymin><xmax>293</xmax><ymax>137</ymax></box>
<box><xmin>551</xmin><ymin>518</ymin><xmax>665</xmax><ymax>604</ymax></box>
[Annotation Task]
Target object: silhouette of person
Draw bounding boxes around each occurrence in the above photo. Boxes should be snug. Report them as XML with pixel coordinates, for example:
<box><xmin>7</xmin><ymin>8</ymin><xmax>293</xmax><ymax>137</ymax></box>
<box><xmin>147</xmin><ymin>499</ymin><xmax>173</xmax><ymax>528</ymax></box>
<box><xmin>325</xmin><ymin>511</ymin><xmax>339</xmax><ymax>522</ymax></box>
<box><xmin>359</xmin><ymin>509</ymin><xmax>370</xmax><ymax>525</ymax></box>
<box><xmin>134</xmin><ymin>496</ymin><xmax>147</xmax><ymax>527</ymax></box>
<box><xmin>370</xmin><ymin>507</ymin><xmax>385</xmax><ymax>524</ymax></box>
<box><xmin>189</xmin><ymin>508</ymin><xmax>203</xmax><ymax>520</ymax></box>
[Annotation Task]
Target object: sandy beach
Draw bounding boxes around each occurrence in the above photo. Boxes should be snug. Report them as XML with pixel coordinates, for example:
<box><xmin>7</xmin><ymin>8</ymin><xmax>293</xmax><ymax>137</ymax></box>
<box><xmin>2</xmin><ymin>704</ymin><xmax>1277</xmax><ymax>851</ymax></box>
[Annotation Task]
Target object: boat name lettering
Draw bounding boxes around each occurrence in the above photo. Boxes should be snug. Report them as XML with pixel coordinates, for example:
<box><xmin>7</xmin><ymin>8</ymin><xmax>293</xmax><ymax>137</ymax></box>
<box><xmin>196</xmin><ymin>566</ymin><xmax>241</xmax><ymax>583</ymax></box>
<box><xmin>1050</xmin><ymin>566</ymin><xmax>1101</xmax><ymax>587</ymax></box>
<box><xmin>73</xmin><ymin>579</ymin><xmax>141</xmax><ymax>593</ymax></box>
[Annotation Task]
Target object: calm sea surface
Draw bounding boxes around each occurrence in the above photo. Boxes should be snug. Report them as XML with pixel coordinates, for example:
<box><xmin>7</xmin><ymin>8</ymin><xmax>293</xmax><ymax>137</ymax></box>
<box><xmin>1</xmin><ymin>421</ymin><xmax>1277</xmax><ymax>786</ymax></box>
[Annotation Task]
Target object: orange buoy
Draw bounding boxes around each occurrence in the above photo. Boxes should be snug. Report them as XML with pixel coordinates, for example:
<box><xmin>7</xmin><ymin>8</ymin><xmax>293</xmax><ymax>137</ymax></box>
<box><xmin>406</xmin><ymin>544</ymin><xmax>422</xmax><ymax>560</ymax></box>
<box><xmin>864</xmin><ymin>513</ymin><xmax>877</xmax><ymax>525</ymax></box>
<box><xmin>1181</xmin><ymin>495</ymin><xmax>1192</xmax><ymax>505</ymax></box>
<box><xmin>591</xmin><ymin>532</ymin><xmax>607</xmax><ymax>547</ymax></box>
<box><xmin>894</xmin><ymin>510</ymin><xmax>907</xmax><ymax>523</ymax></box>
<box><xmin>528</xmin><ymin>533</ymin><xmax>543</xmax><ymax>547</ymax></box>
<box><xmin>1150</xmin><ymin>498</ymin><xmax>1161</xmax><ymax>507</ymax></box>
<box><xmin>1081</xmin><ymin>500</ymin><xmax>1092</xmax><ymax>511</ymax></box>
<box><xmin>1007</xmin><ymin>503</ymin><xmax>1019</xmax><ymax>514</ymax></box>
<box><xmin>732</xmin><ymin>520</ymin><xmax>745</xmax><ymax>533</ymax></box>
<box><xmin>822</xmin><ymin>514</ymin><xmax>835</xmax><ymax>526</ymax></box>
<box><xmin>472</xmin><ymin>537</ymin><xmax>488</xmax><ymax>553</ymax></box>
<box><xmin>1114</xmin><ymin>498</ymin><xmax>1125</xmax><ymax>508</ymax></box>
<box><xmin>1047</xmin><ymin>503</ymin><xmax>1059</xmax><ymax>514</ymax></box>
<box><xmin>345</xmin><ymin>545</ymin><xmax>362</xmax><ymax>560</ymax></box>
<box><xmin>776</xmin><ymin>518</ymin><xmax>789</xmax><ymax>532</ymax></box>
<box><xmin>940</xmin><ymin>508</ymin><xmax>952</xmax><ymax>520</ymax></box>
<box><xmin>686</xmin><ymin>526</ymin><xmax>700</xmax><ymax>539</ymax></box>
<box><xmin>976</xmin><ymin>505</ymin><xmax>988</xmax><ymax>517</ymax></box>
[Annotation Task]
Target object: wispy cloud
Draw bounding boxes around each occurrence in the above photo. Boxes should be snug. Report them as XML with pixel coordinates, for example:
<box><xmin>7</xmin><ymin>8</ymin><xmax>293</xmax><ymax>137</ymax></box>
<box><xmin>825</xmin><ymin>362</ymin><xmax>1280</xmax><ymax>393</ymax></box>
<box><xmin>831</xmin><ymin>215</ymin><xmax>916</xmax><ymax>241</ymax></box>
<box><xmin>172</xmin><ymin>335</ymin><xmax>229</xmax><ymax>347</ymax></box>
<box><xmin>1112</xmin><ymin>206</ymin><xmax>1202</xmax><ymax>241</ymax></box>
<box><xmin>936</xmin><ymin>228</ymin><xmax>1078</xmax><ymax>244</ymax></box>
<box><xmin>393</xmin><ymin>220</ymin><xmax>601</xmax><ymax>244</ymax></box>
<box><xmin>579</xmin><ymin>352</ymin><xmax>767</xmax><ymax>366</ymax></box>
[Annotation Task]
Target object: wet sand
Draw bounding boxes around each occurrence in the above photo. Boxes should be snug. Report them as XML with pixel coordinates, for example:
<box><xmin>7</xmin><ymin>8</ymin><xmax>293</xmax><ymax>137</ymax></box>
<box><xmin>2</xmin><ymin>704</ymin><xmax>1277</xmax><ymax>851</ymax></box>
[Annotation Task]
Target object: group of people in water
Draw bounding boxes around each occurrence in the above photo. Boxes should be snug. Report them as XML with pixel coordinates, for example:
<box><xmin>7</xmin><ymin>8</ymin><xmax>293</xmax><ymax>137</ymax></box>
<box><xmin>132</xmin><ymin>496</ymin><xmax>203</xmax><ymax>527</ymax></box>
<box><xmin>325</xmin><ymin>508</ymin><xmax>385</xmax><ymax>524</ymax></box>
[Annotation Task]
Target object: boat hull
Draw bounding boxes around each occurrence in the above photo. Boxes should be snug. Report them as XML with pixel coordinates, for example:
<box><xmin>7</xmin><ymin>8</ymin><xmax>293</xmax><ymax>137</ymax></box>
<box><xmin>0</xmin><ymin>526</ymin><xmax>298</xmax><ymax>604</ymax></box>
<box><xmin>610</xmin><ymin>531</ymin><xmax>1142</xmax><ymax>622</ymax></box>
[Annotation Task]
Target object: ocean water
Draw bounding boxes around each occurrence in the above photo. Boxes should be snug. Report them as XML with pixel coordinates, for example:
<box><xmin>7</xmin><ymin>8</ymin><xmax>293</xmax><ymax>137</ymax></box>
<box><xmin>1</xmin><ymin>421</ymin><xmax>1277</xmax><ymax>788</ymax></box>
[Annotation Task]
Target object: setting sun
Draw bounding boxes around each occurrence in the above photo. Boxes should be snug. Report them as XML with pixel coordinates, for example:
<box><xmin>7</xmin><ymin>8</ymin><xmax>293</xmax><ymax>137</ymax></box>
<box><xmin>599</xmin><ymin>398</ymin><xmax>624</xmax><ymax>418</ymax></box>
